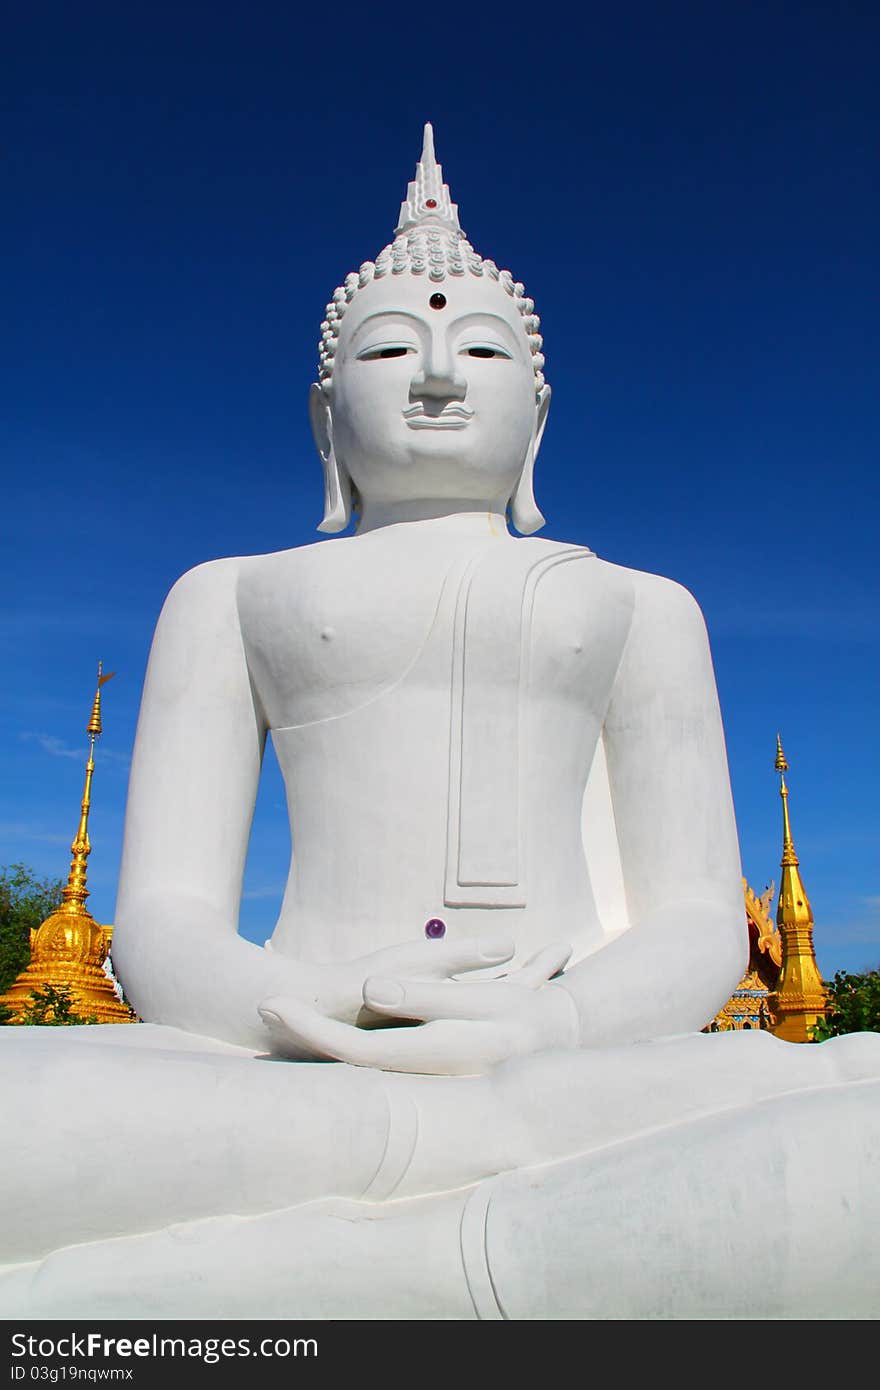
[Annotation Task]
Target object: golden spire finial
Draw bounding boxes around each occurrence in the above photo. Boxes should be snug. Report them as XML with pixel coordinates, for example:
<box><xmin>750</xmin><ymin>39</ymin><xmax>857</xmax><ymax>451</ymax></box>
<box><xmin>87</xmin><ymin>660</ymin><xmax>116</xmax><ymax>738</ymax></box>
<box><xmin>61</xmin><ymin>663</ymin><xmax>115</xmax><ymax>911</ymax></box>
<box><xmin>774</xmin><ymin>733</ymin><xmax>788</xmax><ymax>775</ymax></box>
<box><xmin>775</xmin><ymin>733</ymin><xmax>797</xmax><ymax>868</ymax></box>
<box><xmin>770</xmin><ymin>736</ymin><xmax>827</xmax><ymax>1042</ymax></box>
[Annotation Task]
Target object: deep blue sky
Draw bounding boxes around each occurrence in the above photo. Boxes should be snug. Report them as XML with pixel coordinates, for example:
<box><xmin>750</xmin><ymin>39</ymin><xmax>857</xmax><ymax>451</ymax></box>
<box><xmin>3</xmin><ymin>2</ymin><xmax>878</xmax><ymax>978</ymax></box>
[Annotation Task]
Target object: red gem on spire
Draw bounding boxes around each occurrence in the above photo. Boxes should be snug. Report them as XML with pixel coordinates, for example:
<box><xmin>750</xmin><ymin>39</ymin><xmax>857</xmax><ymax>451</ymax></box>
<box><xmin>425</xmin><ymin>199</ymin><xmax>437</xmax><ymax>209</ymax></box>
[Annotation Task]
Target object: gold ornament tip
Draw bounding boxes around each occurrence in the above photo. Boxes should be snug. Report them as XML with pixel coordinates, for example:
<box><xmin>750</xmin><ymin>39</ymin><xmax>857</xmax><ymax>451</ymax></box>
<box><xmin>775</xmin><ymin>733</ymin><xmax>788</xmax><ymax>774</ymax></box>
<box><xmin>87</xmin><ymin>690</ymin><xmax>103</xmax><ymax>737</ymax></box>
<box><xmin>87</xmin><ymin>668</ymin><xmax>114</xmax><ymax>736</ymax></box>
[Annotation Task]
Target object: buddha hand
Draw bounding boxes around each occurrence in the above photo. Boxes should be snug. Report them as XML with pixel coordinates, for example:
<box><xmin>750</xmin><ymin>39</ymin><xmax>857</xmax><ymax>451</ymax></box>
<box><xmin>299</xmin><ymin>932</ymin><xmax>519</xmax><ymax>1027</ymax></box>
<box><xmin>259</xmin><ymin>942</ymin><xmax>579</xmax><ymax>1075</ymax></box>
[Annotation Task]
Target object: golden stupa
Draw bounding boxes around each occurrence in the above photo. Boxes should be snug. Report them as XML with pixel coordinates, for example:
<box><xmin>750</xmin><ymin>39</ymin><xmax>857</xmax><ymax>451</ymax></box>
<box><xmin>1</xmin><ymin>664</ymin><xmax>135</xmax><ymax>1024</ymax></box>
<box><xmin>768</xmin><ymin>735</ymin><xmax>827</xmax><ymax>1042</ymax></box>
<box><xmin>710</xmin><ymin>737</ymin><xmax>827</xmax><ymax>1040</ymax></box>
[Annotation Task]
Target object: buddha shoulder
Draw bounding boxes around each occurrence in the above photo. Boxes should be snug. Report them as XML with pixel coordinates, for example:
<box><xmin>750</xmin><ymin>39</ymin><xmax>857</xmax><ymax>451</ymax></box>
<box><xmin>152</xmin><ymin>555</ymin><xmax>244</xmax><ymax>651</ymax></box>
<box><xmin>590</xmin><ymin>557</ymin><xmax>713</xmax><ymax>673</ymax></box>
<box><xmin>156</xmin><ymin>541</ymin><xmax>367</xmax><ymax>634</ymax></box>
<box><xmin>233</xmin><ymin>534</ymin><xmax>452</xmax><ymax>639</ymax></box>
<box><xmin>156</xmin><ymin>546</ymin><xmax>707</xmax><ymax>640</ymax></box>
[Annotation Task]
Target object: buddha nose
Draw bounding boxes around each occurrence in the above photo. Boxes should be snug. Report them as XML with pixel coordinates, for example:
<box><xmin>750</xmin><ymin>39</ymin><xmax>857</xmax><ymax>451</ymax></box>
<box><xmin>410</xmin><ymin>334</ymin><xmax>467</xmax><ymax>402</ymax></box>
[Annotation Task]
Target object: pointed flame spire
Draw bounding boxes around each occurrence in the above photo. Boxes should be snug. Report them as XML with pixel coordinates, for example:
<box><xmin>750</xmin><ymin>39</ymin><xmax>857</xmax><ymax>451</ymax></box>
<box><xmin>395</xmin><ymin>122</ymin><xmax>464</xmax><ymax>237</ymax></box>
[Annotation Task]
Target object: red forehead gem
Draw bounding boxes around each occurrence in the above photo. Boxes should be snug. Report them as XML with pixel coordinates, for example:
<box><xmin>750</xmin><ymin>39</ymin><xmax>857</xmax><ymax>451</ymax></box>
<box><xmin>425</xmin><ymin>199</ymin><xmax>438</xmax><ymax>209</ymax></box>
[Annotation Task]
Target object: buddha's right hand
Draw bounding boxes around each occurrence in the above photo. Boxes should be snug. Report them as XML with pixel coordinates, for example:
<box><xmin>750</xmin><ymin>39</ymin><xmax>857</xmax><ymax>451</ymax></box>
<box><xmin>280</xmin><ymin>933</ymin><xmax>516</xmax><ymax>1031</ymax></box>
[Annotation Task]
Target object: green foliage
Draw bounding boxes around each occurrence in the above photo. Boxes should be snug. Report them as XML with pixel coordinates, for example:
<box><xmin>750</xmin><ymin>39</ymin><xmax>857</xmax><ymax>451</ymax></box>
<box><xmin>0</xmin><ymin>862</ymin><xmax>64</xmax><ymax>995</ymax></box>
<box><xmin>14</xmin><ymin>983</ymin><xmax>98</xmax><ymax>1026</ymax></box>
<box><xmin>811</xmin><ymin>969</ymin><xmax>880</xmax><ymax>1041</ymax></box>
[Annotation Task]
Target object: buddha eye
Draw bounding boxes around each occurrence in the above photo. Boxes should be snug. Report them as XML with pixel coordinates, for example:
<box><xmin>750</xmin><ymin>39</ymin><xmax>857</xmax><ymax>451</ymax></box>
<box><xmin>462</xmin><ymin>345</ymin><xmax>511</xmax><ymax>360</ymax></box>
<box><xmin>357</xmin><ymin>345</ymin><xmax>417</xmax><ymax>361</ymax></box>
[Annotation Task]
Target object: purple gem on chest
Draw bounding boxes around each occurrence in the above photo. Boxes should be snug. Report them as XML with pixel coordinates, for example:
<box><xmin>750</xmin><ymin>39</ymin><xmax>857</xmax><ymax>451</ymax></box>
<box><xmin>425</xmin><ymin>918</ymin><xmax>446</xmax><ymax>940</ymax></box>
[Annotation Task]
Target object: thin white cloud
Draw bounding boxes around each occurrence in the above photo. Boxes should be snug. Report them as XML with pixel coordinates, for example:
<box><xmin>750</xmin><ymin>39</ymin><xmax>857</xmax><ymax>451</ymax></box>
<box><xmin>21</xmin><ymin>732</ymin><xmax>82</xmax><ymax>760</ymax></box>
<box><xmin>19</xmin><ymin>732</ymin><xmax>131</xmax><ymax>769</ymax></box>
<box><xmin>0</xmin><ymin>821</ymin><xmax>70</xmax><ymax>845</ymax></box>
<box><xmin>241</xmin><ymin>884</ymin><xmax>285</xmax><ymax>902</ymax></box>
<box><xmin>96</xmin><ymin>747</ymin><xmax>132</xmax><ymax>769</ymax></box>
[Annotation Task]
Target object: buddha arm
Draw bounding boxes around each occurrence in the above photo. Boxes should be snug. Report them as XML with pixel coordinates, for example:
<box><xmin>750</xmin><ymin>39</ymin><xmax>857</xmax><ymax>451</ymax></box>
<box><xmin>557</xmin><ymin>572</ymin><xmax>747</xmax><ymax>1047</ymax></box>
<box><xmin>112</xmin><ymin>559</ymin><xmax>319</xmax><ymax>1049</ymax></box>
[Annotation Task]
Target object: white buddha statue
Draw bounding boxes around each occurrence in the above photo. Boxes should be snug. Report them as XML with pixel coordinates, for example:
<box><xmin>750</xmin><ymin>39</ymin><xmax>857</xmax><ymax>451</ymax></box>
<box><xmin>2</xmin><ymin>127</ymin><xmax>878</xmax><ymax>1321</ymax></box>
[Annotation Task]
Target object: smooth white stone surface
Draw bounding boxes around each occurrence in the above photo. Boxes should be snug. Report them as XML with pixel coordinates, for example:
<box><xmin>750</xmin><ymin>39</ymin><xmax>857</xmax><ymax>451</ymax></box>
<box><xmin>2</xmin><ymin>1028</ymin><xmax>879</xmax><ymax>1318</ymax></box>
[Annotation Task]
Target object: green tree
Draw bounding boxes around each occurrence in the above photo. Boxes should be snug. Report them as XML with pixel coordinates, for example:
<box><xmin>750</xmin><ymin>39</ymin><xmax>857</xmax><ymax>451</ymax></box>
<box><xmin>811</xmin><ymin>969</ymin><xmax>880</xmax><ymax>1041</ymax></box>
<box><xmin>14</xmin><ymin>983</ymin><xmax>97</xmax><ymax>1026</ymax></box>
<box><xmin>0</xmin><ymin>862</ymin><xmax>64</xmax><ymax>995</ymax></box>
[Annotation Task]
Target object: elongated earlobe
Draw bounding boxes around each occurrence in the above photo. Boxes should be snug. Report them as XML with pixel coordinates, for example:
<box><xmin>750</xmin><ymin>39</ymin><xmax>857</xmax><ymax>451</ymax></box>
<box><xmin>310</xmin><ymin>383</ymin><xmax>352</xmax><ymax>534</ymax></box>
<box><xmin>509</xmin><ymin>441</ymin><xmax>545</xmax><ymax>535</ymax></box>
<box><xmin>317</xmin><ymin>445</ymin><xmax>352</xmax><ymax>534</ymax></box>
<box><xmin>509</xmin><ymin>385</ymin><xmax>551</xmax><ymax>535</ymax></box>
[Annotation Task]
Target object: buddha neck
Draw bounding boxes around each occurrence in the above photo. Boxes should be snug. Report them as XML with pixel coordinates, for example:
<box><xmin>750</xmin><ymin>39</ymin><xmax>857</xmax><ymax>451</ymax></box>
<box><xmin>355</xmin><ymin>498</ymin><xmax>512</xmax><ymax>537</ymax></box>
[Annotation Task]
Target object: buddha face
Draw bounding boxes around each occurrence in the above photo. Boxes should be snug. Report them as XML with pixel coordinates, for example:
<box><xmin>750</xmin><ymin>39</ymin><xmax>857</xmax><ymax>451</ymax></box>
<box><xmin>311</xmin><ymin>271</ymin><xmax>550</xmax><ymax>523</ymax></box>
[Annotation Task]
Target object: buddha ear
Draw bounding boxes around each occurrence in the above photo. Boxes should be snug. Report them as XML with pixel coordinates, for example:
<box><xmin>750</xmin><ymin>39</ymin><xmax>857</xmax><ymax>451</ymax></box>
<box><xmin>510</xmin><ymin>384</ymin><xmax>551</xmax><ymax>535</ymax></box>
<box><xmin>310</xmin><ymin>383</ymin><xmax>352</xmax><ymax>534</ymax></box>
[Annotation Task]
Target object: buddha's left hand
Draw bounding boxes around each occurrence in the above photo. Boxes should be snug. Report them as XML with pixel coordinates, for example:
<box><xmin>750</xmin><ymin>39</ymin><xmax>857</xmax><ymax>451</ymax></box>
<box><xmin>259</xmin><ymin>943</ymin><xmax>579</xmax><ymax>1074</ymax></box>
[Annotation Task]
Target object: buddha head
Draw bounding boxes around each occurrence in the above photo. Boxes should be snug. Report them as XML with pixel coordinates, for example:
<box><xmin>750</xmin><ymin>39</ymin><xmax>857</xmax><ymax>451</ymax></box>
<box><xmin>310</xmin><ymin>125</ymin><xmax>550</xmax><ymax>534</ymax></box>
